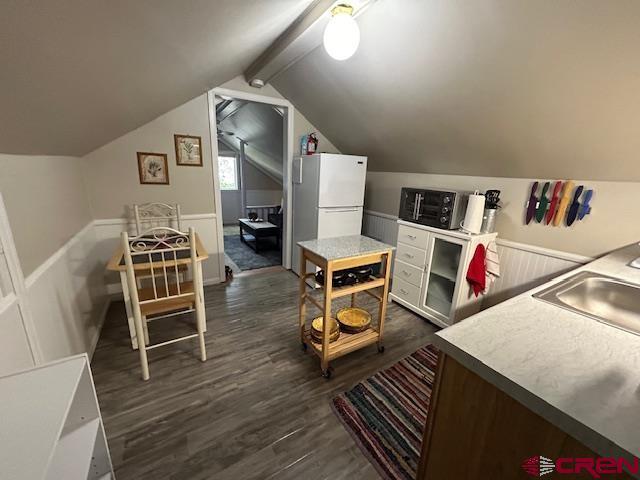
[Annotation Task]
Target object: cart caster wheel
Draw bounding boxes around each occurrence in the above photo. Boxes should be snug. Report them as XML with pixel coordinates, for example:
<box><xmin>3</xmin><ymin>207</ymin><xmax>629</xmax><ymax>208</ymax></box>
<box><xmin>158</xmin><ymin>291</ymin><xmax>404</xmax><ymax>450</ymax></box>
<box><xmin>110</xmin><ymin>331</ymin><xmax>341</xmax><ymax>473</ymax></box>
<box><xmin>301</xmin><ymin>342</ymin><xmax>307</xmax><ymax>352</ymax></box>
<box><xmin>322</xmin><ymin>368</ymin><xmax>333</xmax><ymax>379</ymax></box>
<box><xmin>377</xmin><ymin>345</ymin><xmax>385</xmax><ymax>353</ymax></box>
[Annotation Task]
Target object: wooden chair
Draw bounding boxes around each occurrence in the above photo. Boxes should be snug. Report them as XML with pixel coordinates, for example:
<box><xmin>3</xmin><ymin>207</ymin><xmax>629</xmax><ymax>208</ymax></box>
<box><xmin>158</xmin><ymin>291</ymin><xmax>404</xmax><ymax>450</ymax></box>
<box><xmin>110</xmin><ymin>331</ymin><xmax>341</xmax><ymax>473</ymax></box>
<box><xmin>133</xmin><ymin>202</ymin><xmax>182</xmax><ymax>235</ymax></box>
<box><xmin>122</xmin><ymin>227</ymin><xmax>206</xmax><ymax>380</ymax></box>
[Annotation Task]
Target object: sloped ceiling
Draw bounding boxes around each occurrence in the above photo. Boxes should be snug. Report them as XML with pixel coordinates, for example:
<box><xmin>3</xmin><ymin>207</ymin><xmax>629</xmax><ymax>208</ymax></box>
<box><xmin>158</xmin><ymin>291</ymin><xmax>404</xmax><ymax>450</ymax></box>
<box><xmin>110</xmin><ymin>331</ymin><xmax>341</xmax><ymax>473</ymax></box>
<box><xmin>272</xmin><ymin>0</ymin><xmax>640</xmax><ymax>181</ymax></box>
<box><xmin>0</xmin><ymin>0</ymin><xmax>313</xmax><ymax>156</ymax></box>
<box><xmin>217</xmin><ymin>99</ymin><xmax>284</xmax><ymax>183</ymax></box>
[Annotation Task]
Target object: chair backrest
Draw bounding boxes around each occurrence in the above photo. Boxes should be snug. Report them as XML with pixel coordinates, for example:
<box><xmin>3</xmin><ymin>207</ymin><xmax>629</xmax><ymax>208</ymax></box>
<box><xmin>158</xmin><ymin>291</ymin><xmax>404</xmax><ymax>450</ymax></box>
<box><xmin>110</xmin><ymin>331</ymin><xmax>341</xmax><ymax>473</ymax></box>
<box><xmin>133</xmin><ymin>203</ymin><xmax>182</xmax><ymax>235</ymax></box>
<box><xmin>122</xmin><ymin>227</ymin><xmax>197</xmax><ymax>307</ymax></box>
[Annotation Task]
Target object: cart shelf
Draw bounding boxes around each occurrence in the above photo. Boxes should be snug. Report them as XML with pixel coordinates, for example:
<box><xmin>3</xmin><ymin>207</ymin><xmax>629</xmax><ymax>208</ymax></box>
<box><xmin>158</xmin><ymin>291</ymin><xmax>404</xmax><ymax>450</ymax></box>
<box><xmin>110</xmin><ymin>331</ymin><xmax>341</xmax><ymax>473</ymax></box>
<box><xmin>303</xmin><ymin>327</ymin><xmax>380</xmax><ymax>361</ymax></box>
<box><xmin>315</xmin><ymin>276</ymin><xmax>386</xmax><ymax>299</ymax></box>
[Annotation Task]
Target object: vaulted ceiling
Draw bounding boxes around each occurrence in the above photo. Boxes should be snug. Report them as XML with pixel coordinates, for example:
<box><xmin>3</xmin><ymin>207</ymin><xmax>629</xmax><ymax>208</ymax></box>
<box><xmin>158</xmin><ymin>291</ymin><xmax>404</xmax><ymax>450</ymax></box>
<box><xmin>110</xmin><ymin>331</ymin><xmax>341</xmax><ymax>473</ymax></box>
<box><xmin>217</xmin><ymin>98</ymin><xmax>284</xmax><ymax>183</ymax></box>
<box><xmin>0</xmin><ymin>0</ymin><xmax>312</xmax><ymax>156</ymax></box>
<box><xmin>3</xmin><ymin>1</ymin><xmax>640</xmax><ymax>182</ymax></box>
<box><xmin>273</xmin><ymin>0</ymin><xmax>640</xmax><ymax>181</ymax></box>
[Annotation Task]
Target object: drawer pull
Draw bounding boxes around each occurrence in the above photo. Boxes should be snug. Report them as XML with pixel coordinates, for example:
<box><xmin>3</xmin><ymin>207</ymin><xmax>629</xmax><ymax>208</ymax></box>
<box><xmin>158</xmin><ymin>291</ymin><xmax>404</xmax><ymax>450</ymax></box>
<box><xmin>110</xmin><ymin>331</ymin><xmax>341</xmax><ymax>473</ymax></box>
<box><xmin>403</xmin><ymin>253</ymin><xmax>414</xmax><ymax>259</ymax></box>
<box><xmin>406</xmin><ymin>234</ymin><xmax>416</xmax><ymax>240</ymax></box>
<box><xmin>402</xmin><ymin>270</ymin><xmax>411</xmax><ymax>276</ymax></box>
<box><xmin>400</xmin><ymin>288</ymin><xmax>409</xmax><ymax>295</ymax></box>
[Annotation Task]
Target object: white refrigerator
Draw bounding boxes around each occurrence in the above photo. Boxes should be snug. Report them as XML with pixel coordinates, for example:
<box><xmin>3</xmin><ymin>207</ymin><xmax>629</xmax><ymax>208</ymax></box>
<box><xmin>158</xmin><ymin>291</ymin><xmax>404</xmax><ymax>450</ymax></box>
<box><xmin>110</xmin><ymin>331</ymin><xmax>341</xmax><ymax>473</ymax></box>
<box><xmin>292</xmin><ymin>153</ymin><xmax>368</xmax><ymax>275</ymax></box>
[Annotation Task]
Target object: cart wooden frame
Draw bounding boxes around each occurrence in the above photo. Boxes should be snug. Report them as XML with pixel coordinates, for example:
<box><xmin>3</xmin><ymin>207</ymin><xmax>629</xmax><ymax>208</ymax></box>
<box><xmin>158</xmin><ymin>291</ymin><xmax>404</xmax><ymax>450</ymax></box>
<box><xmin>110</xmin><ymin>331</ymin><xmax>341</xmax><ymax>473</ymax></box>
<box><xmin>298</xmin><ymin>245</ymin><xmax>393</xmax><ymax>377</ymax></box>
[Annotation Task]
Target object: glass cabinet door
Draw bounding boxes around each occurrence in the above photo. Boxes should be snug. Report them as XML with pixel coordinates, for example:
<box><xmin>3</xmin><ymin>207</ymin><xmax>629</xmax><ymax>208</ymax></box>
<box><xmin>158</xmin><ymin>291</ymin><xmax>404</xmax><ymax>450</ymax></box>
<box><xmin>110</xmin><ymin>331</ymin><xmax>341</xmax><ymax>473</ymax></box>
<box><xmin>423</xmin><ymin>236</ymin><xmax>463</xmax><ymax>321</ymax></box>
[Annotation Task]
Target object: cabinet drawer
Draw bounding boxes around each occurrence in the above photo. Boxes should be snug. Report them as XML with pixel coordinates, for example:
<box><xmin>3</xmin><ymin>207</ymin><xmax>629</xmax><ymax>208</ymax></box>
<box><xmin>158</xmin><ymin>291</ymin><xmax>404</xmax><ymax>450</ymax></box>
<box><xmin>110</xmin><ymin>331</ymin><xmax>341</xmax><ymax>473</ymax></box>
<box><xmin>392</xmin><ymin>277</ymin><xmax>421</xmax><ymax>306</ymax></box>
<box><xmin>394</xmin><ymin>260</ymin><xmax>423</xmax><ymax>287</ymax></box>
<box><xmin>398</xmin><ymin>224</ymin><xmax>429</xmax><ymax>250</ymax></box>
<box><xmin>396</xmin><ymin>243</ymin><xmax>426</xmax><ymax>268</ymax></box>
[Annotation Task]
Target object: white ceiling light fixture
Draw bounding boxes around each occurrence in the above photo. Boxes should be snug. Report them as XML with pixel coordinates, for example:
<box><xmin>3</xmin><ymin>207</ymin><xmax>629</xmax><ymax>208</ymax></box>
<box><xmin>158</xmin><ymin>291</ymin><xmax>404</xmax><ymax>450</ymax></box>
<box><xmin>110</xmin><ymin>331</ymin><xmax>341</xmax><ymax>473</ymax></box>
<box><xmin>323</xmin><ymin>3</ymin><xmax>360</xmax><ymax>61</ymax></box>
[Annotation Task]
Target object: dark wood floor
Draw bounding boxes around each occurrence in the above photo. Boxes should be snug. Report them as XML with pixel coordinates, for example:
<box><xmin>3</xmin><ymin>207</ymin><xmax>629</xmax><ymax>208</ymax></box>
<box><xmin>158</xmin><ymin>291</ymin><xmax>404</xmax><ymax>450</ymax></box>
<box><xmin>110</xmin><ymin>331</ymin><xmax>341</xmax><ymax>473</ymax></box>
<box><xmin>91</xmin><ymin>269</ymin><xmax>437</xmax><ymax>480</ymax></box>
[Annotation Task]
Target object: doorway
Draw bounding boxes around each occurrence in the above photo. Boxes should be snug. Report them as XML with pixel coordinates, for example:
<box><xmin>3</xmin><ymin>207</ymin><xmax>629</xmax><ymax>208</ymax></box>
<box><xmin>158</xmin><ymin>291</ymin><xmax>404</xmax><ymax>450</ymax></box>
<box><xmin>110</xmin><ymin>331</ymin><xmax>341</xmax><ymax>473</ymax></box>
<box><xmin>208</xmin><ymin>88</ymin><xmax>293</xmax><ymax>276</ymax></box>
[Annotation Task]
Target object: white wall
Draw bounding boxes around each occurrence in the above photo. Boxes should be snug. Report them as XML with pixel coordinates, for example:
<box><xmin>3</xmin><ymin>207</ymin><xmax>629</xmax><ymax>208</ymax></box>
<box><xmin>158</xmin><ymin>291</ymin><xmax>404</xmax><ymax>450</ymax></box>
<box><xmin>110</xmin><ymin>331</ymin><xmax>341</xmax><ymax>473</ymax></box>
<box><xmin>0</xmin><ymin>302</ymin><xmax>34</xmax><ymax>375</ymax></box>
<box><xmin>246</xmin><ymin>189</ymin><xmax>282</xmax><ymax>206</ymax></box>
<box><xmin>365</xmin><ymin>171</ymin><xmax>639</xmax><ymax>258</ymax></box>
<box><xmin>83</xmin><ymin>94</ymin><xmax>216</xmax><ymax>219</ymax></box>
<box><xmin>0</xmin><ymin>154</ymin><xmax>92</xmax><ymax>276</ymax></box>
<box><xmin>221</xmin><ymin>190</ymin><xmax>242</xmax><ymax>225</ymax></box>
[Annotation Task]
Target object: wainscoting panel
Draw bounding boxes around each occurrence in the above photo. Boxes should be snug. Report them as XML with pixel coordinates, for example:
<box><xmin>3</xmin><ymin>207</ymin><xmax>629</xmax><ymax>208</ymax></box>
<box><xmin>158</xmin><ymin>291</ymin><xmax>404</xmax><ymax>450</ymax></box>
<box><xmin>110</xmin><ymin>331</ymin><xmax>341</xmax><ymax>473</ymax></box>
<box><xmin>25</xmin><ymin>222</ymin><xmax>110</xmax><ymax>362</ymax></box>
<box><xmin>362</xmin><ymin>210</ymin><xmax>592</xmax><ymax>309</ymax></box>
<box><xmin>362</xmin><ymin>210</ymin><xmax>399</xmax><ymax>246</ymax></box>
<box><xmin>483</xmin><ymin>240</ymin><xmax>591</xmax><ymax>307</ymax></box>
<box><xmin>0</xmin><ymin>299</ymin><xmax>34</xmax><ymax>375</ymax></box>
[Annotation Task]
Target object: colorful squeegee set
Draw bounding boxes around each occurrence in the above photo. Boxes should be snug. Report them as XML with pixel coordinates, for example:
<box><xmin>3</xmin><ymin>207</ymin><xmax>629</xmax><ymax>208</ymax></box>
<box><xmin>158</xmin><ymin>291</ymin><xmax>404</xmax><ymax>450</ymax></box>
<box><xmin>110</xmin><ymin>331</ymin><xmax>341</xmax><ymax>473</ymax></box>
<box><xmin>525</xmin><ymin>180</ymin><xmax>593</xmax><ymax>226</ymax></box>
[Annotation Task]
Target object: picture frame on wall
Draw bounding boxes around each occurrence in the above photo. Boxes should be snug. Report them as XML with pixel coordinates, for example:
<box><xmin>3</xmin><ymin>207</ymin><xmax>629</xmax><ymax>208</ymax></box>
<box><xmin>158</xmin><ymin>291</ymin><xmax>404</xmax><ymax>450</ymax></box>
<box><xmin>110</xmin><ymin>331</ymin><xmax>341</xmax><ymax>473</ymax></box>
<box><xmin>137</xmin><ymin>152</ymin><xmax>170</xmax><ymax>185</ymax></box>
<box><xmin>174</xmin><ymin>134</ymin><xmax>203</xmax><ymax>167</ymax></box>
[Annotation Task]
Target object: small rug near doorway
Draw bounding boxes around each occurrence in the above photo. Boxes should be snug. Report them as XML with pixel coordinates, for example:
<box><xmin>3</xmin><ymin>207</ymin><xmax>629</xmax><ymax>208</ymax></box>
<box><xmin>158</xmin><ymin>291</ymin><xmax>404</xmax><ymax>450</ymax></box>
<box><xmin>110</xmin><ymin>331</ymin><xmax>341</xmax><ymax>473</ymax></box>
<box><xmin>331</xmin><ymin>344</ymin><xmax>439</xmax><ymax>480</ymax></box>
<box><xmin>223</xmin><ymin>234</ymin><xmax>281</xmax><ymax>271</ymax></box>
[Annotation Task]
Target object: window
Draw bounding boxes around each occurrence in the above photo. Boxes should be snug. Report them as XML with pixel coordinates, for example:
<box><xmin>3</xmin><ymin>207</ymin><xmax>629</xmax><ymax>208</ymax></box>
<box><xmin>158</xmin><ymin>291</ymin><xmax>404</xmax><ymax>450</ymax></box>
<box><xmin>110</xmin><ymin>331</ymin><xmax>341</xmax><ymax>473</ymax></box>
<box><xmin>218</xmin><ymin>156</ymin><xmax>238</xmax><ymax>190</ymax></box>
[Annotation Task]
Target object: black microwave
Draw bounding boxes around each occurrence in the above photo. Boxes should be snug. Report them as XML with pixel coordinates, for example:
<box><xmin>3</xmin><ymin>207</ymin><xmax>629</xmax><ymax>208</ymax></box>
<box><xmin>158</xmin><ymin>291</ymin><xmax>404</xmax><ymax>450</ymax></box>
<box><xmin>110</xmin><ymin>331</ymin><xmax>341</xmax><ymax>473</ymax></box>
<box><xmin>398</xmin><ymin>188</ymin><xmax>469</xmax><ymax>230</ymax></box>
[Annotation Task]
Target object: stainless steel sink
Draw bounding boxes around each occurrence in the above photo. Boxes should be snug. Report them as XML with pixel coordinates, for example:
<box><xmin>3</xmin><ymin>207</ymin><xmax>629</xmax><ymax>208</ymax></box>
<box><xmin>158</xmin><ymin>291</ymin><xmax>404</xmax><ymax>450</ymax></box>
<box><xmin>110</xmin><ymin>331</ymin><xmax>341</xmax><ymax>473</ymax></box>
<box><xmin>534</xmin><ymin>271</ymin><xmax>640</xmax><ymax>335</ymax></box>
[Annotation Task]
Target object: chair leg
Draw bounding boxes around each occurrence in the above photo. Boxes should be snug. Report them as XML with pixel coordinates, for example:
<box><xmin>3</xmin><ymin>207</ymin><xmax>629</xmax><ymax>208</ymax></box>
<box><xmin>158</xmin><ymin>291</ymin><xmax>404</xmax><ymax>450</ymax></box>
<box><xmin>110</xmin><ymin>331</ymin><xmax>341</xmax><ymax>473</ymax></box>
<box><xmin>195</xmin><ymin>301</ymin><xmax>207</xmax><ymax>362</ymax></box>
<box><xmin>133</xmin><ymin>311</ymin><xmax>150</xmax><ymax>380</ymax></box>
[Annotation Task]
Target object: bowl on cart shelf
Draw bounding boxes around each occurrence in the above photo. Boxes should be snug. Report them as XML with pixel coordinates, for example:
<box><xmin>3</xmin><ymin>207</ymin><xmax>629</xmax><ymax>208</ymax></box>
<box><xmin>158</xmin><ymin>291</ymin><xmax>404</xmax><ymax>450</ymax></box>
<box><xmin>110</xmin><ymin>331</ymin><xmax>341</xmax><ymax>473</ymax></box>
<box><xmin>315</xmin><ymin>270</ymin><xmax>357</xmax><ymax>287</ymax></box>
<box><xmin>315</xmin><ymin>265</ymin><xmax>378</xmax><ymax>288</ymax></box>
<box><xmin>310</xmin><ymin>316</ymin><xmax>341</xmax><ymax>343</ymax></box>
<box><xmin>350</xmin><ymin>265</ymin><xmax>374</xmax><ymax>283</ymax></box>
<box><xmin>336</xmin><ymin>307</ymin><xmax>372</xmax><ymax>333</ymax></box>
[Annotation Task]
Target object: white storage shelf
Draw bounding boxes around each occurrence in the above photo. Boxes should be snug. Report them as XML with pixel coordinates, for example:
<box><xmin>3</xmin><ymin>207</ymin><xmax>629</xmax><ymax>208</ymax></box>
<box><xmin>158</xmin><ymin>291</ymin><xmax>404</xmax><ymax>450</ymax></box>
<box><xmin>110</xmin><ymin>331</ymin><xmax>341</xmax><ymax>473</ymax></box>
<box><xmin>0</xmin><ymin>354</ymin><xmax>114</xmax><ymax>480</ymax></box>
<box><xmin>390</xmin><ymin>220</ymin><xmax>497</xmax><ymax>327</ymax></box>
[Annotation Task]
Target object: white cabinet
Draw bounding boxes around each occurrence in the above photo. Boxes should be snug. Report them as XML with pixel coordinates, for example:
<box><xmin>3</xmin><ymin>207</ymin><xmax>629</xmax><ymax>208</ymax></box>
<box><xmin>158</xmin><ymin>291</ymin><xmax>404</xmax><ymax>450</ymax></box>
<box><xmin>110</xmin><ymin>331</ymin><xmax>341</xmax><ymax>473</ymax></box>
<box><xmin>0</xmin><ymin>354</ymin><xmax>114</xmax><ymax>480</ymax></box>
<box><xmin>390</xmin><ymin>220</ymin><xmax>497</xmax><ymax>328</ymax></box>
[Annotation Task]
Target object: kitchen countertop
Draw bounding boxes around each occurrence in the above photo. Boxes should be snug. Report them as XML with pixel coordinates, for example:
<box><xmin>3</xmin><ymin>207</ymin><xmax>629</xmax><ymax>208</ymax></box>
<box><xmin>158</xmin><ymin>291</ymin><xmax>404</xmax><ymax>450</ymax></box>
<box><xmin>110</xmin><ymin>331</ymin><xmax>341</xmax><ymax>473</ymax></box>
<box><xmin>297</xmin><ymin>235</ymin><xmax>394</xmax><ymax>261</ymax></box>
<box><xmin>434</xmin><ymin>242</ymin><xmax>640</xmax><ymax>465</ymax></box>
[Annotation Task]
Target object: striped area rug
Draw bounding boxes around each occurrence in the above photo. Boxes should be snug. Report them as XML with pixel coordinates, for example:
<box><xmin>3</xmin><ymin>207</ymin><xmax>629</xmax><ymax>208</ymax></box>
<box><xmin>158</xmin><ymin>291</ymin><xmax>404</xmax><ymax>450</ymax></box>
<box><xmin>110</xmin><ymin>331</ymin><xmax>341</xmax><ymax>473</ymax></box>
<box><xmin>331</xmin><ymin>345</ymin><xmax>439</xmax><ymax>480</ymax></box>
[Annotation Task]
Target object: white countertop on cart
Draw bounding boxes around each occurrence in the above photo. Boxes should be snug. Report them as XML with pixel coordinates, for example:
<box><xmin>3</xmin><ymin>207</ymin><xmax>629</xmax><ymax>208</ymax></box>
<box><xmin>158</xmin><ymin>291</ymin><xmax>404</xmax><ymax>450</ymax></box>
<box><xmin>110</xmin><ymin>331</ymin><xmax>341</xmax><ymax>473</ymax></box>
<box><xmin>433</xmin><ymin>242</ymin><xmax>640</xmax><ymax>466</ymax></box>
<box><xmin>297</xmin><ymin>235</ymin><xmax>395</xmax><ymax>261</ymax></box>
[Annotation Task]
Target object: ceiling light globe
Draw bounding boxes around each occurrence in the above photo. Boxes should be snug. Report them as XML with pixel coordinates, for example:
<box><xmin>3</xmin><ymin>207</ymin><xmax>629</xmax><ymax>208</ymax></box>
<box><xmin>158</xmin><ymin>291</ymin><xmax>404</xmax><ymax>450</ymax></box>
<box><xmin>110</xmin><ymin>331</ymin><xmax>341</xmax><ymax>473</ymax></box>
<box><xmin>323</xmin><ymin>11</ymin><xmax>360</xmax><ymax>61</ymax></box>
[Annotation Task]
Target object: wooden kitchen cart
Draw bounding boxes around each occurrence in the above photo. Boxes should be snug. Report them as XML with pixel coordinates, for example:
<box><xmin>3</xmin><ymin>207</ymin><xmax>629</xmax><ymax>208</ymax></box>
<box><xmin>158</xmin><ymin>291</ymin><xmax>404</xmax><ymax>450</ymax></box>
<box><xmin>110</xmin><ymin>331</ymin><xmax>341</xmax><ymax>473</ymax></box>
<box><xmin>298</xmin><ymin>235</ymin><xmax>395</xmax><ymax>378</ymax></box>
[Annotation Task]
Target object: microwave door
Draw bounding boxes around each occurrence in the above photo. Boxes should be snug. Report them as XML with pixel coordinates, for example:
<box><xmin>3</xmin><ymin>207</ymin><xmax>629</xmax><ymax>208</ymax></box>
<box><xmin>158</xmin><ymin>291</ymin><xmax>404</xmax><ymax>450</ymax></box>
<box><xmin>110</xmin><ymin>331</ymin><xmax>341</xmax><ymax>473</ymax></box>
<box><xmin>416</xmin><ymin>194</ymin><xmax>439</xmax><ymax>222</ymax></box>
<box><xmin>400</xmin><ymin>190</ymin><xmax>421</xmax><ymax>221</ymax></box>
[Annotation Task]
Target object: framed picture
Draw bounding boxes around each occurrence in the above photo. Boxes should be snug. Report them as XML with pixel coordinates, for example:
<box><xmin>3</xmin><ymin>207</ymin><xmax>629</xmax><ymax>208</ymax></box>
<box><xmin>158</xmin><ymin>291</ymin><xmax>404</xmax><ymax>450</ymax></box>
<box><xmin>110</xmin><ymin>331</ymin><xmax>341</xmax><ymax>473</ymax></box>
<box><xmin>137</xmin><ymin>152</ymin><xmax>169</xmax><ymax>185</ymax></box>
<box><xmin>174</xmin><ymin>134</ymin><xmax>203</xmax><ymax>166</ymax></box>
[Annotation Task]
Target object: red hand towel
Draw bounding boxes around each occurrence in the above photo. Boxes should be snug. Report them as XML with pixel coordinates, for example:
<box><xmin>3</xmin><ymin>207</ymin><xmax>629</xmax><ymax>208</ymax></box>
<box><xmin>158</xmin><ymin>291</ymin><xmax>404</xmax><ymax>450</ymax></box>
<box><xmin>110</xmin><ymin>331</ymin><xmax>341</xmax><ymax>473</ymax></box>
<box><xmin>466</xmin><ymin>244</ymin><xmax>486</xmax><ymax>297</ymax></box>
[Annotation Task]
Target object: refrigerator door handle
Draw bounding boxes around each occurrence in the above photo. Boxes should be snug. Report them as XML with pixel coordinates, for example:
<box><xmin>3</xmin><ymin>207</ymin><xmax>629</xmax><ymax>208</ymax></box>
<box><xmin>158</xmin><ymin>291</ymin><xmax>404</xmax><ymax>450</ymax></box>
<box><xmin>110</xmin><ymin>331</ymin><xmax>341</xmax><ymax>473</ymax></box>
<box><xmin>320</xmin><ymin>207</ymin><xmax>360</xmax><ymax>213</ymax></box>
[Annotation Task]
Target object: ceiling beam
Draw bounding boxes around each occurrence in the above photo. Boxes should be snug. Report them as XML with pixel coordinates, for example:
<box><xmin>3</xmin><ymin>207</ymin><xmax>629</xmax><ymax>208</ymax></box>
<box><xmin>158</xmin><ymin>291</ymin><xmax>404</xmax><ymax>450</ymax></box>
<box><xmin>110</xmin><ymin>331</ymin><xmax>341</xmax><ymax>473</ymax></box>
<box><xmin>217</xmin><ymin>100</ymin><xmax>249</xmax><ymax>124</ymax></box>
<box><xmin>244</xmin><ymin>0</ymin><xmax>374</xmax><ymax>87</ymax></box>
